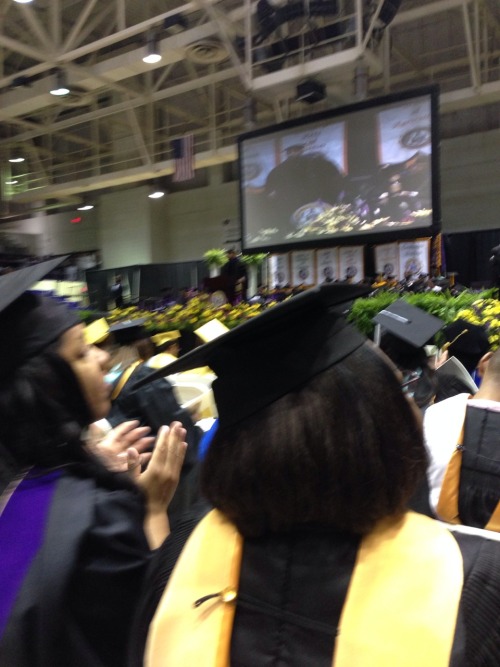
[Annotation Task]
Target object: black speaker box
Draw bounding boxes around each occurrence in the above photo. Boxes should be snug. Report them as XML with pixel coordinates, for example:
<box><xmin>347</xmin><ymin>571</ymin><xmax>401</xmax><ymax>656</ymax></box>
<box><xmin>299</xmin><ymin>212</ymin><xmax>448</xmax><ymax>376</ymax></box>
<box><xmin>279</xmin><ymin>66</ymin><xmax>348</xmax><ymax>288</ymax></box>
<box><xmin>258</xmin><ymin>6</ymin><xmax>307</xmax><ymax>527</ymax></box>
<box><xmin>296</xmin><ymin>79</ymin><xmax>325</xmax><ymax>103</ymax></box>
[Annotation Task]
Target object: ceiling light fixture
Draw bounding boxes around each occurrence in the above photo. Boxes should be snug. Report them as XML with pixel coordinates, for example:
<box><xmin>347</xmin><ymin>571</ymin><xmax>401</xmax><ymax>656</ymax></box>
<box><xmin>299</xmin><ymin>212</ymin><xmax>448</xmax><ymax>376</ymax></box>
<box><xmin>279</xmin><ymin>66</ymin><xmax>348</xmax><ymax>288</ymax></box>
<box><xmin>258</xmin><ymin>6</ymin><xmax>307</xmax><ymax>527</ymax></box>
<box><xmin>148</xmin><ymin>188</ymin><xmax>165</xmax><ymax>199</ymax></box>
<box><xmin>148</xmin><ymin>181</ymin><xmax>165</xmax><ymax>199</ymax></box>
<box><xmin>13</xmin><ymin>0</ymin><xmax>34</xmax><ymax>4</ymax></box>
<box><xmin>50</xmin><ymin>70</ymin><xmax>70</xmax><ymax>96</ymax></box>
<box><xmin>5</xmin><ymin>180</ymin><xmax>18</xmax><ymax>185</ymax></box>
<box><xmin>143</xmin><ymin>35</ymin><xmax>162</xmax><ymax>64</ymax></box>
<box><xmin>77</xmin><ymin>204</ymin><xmax>94</xmax><ymax>211</ymax></box>
<box><xmin>9</xmin><ymin>156</ymin><xmax>25</xmax><ymax>163</ymax></box>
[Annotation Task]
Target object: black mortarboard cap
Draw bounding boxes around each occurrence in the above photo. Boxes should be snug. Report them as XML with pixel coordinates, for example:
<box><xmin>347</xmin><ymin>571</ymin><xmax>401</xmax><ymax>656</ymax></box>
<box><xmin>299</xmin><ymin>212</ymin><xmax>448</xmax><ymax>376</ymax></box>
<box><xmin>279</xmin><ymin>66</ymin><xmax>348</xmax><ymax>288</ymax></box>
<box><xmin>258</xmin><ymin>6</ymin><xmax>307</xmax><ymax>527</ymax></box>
<box><xmin>373</xmin><ymin>299</ymin><xmax>444</xmax><ymax>349</ymax></box>
<box><xmin>442</xmin><ymin>318</ymin><xmax>490</xmax><ymax>356</ymax></box>
<box><xmin>441</xmin><ymin>318</ymin><xmax>490</xmax><ymax>371</ymax></box>
<box><xmin>0</xmin><ymin>256</ymin><xmax>65</xmax><ymax>312</ymax></box>
<box><xmin>133</xmin><ymin>284</ymin><xmax>371</xmax><ymax>428</ymax></box>
<box><xmin>109</xmin><ymin>318</ymin><xmax>148</xmax><ymax>345</ymax></box>
<box><xmin>0</xmin><ymin>257</ymin><xmax>81</xmax><ymax>381</ymax></box>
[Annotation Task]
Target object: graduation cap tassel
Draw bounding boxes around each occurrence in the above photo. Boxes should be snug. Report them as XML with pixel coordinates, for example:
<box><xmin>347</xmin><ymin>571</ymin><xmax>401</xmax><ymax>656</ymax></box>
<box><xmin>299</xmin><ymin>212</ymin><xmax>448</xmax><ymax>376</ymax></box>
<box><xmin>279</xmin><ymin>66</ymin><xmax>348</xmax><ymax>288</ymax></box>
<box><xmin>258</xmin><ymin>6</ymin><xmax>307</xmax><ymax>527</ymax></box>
<box><xmin>441</xmin><ymin>329</ymin><xmax>468</xmax><ymax>353</ymax></box>
<box><xmin>193</xmin><ymin>587</ymin><xmax>237</xmax><ymax>608</ymax></box>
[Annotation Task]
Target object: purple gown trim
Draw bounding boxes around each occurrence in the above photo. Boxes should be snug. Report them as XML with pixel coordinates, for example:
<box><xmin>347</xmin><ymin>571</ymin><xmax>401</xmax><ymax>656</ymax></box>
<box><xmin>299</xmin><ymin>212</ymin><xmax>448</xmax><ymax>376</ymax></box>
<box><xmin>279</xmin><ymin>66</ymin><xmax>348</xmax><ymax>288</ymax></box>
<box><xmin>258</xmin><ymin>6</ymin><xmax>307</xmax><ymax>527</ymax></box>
<box><xmin>0</xmin><ymin>469</ymin><xmax>61</xmax><ymax>639</ymax></box>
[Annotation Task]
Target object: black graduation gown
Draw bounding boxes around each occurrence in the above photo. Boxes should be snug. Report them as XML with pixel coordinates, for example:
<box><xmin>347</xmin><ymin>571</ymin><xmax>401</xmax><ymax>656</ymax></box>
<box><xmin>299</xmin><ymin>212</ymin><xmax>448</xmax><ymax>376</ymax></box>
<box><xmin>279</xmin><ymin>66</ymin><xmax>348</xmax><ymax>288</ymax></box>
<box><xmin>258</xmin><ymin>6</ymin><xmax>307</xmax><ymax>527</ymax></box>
<box><xmin>458</xmin><ymin>406</ymin><xmax>500</xmax><ymax>528</ymax></box>
<box><xmin>107</xmin><ymin>364</ymin><xmax>202</xmax><ymax>527</ymax></box>
<box><xmin>129</xmin><ymin>508</ymin><xmax>500</xmax><ymax>667</ymax></box>
<box><xmin>220</xmin><ymin>258</ymin><xmax>247</xmax><ymax>303</ymax></box>
<box><xmin>0</xmin><ymin>465</ymin><xmax>152</xmax><ymax>667</ymax></box>
<box><xmin>107</xmin><ymin>364</ymin><xmax>198</xmax><ymax>442</ymax></box>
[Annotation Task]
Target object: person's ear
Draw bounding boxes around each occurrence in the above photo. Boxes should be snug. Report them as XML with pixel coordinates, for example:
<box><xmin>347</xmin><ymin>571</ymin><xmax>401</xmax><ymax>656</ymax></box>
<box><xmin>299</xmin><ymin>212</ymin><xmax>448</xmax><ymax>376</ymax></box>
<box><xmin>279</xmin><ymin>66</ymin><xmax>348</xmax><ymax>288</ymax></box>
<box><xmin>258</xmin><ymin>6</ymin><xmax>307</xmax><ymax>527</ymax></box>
<box><xmin>477</xmin><ymin>350</ymin><xmax>493</xmax><ymax>377</ymax></box>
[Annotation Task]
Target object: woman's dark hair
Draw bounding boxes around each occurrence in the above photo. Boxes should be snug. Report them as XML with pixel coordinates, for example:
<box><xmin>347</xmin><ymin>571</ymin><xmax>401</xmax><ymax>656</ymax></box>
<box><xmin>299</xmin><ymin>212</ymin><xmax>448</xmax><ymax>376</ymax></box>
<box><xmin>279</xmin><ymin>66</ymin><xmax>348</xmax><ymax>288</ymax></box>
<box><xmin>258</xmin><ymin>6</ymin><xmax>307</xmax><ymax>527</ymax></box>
<box><xmin>201</xmin><ymin>343</ymin><xmax>427</xmax><ymax>537</ymax></box>
<box><xmin>135</xmin><ymin>338</ymin><xmax>156</xmax><ymax>362</ymax></box>
<box><xmin>0</xmin><ymin>347</ymin><xmax>93</xmax><ymax>477</ymax></box>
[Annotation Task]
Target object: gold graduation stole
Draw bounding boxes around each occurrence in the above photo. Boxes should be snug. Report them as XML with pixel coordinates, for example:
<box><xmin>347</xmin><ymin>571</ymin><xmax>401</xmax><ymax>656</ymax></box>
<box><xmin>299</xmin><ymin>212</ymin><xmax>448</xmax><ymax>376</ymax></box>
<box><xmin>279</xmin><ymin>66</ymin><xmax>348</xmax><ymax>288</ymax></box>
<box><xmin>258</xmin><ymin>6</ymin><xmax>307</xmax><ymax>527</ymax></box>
<box><xmin>145</xmin><ymin>510</ymin><xmax>242</xmax><ymax>667</ymax></box>
<box><xmin>334</xmin><ymin>512</ymin><xmax>463</xmax><ymax>667</ymax></box>
<box><xmin>437</xmin><ymin>424</ymin><xmax>500</xmax><ymax>531</ymax></box>
<box><xmin>145</xmin><ymin>510</ymin><xmax>463</xmax><ymax>667</ymax></box>
<box><xmin>147</xmin><ymin>353</ymin><xmax>178</xmax><ymax>370</ymax></box>
<box><xmin>110</xmin><ymin>360</ymin><xmax>141</xmax><ymax>401</ymax></box>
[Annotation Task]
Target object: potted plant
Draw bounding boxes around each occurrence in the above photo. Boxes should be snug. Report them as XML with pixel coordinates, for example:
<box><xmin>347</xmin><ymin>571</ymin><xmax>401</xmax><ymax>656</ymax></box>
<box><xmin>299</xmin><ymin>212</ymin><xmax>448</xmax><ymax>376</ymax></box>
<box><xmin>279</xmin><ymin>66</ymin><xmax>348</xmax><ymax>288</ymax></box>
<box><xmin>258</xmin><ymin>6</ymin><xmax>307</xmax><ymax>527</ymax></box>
<box><xmin>241</xmin><ymin>253</ymin><xmax>268</xmax><ymax>297</ymax></box>
<box><xmin>203</xmin><ymin>248</ymin><xmax>228</xmax><ymax>277</ymax></box>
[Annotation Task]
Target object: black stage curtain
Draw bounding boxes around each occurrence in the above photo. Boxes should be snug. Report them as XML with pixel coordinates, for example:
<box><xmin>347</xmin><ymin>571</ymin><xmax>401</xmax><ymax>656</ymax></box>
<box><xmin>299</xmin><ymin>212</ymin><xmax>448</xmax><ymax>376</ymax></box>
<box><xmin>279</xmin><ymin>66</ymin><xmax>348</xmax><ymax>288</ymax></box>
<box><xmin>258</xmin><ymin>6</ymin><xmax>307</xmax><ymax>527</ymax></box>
<box><xmin>444</xmin><ymin>230</ymin><xmax>500</xmax><ymax>288</ymax></box>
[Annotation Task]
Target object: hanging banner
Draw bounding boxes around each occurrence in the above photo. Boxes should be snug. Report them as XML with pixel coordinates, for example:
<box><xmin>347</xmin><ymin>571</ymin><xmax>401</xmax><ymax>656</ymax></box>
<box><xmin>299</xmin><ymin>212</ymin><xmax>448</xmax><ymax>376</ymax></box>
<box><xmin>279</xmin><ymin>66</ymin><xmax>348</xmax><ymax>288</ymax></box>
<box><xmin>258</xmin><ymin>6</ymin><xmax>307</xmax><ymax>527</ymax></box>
<box><xmin>268</xmin><ymin>254</ymin><xmax>291</xmax><ymax>288</ymax></box>
<box><xmin>374</xmin><ymin>242</ymin><xmax>399</xmax><ymax>277</ymax></box>
<box><xmin>377</xmin><ymin>98</ymin><xmax>432</xmax><ymax>165</ymax></box>
<box><xmin>291</xmin><ymin>250</ymin><xmax>315</xmax><ymax>287</ymax></box>
<box><xmin>398</xmin><ymin>238</ymin><xmax>430</xmax><ymax>280</ymax></box>
<box><xmin>316</xmin><ymin>247</ymin><xmax>339</xmax><ymax>284</ymax></box>
<box><xmin>338</xmin><ymin>246</ymin><xmax>364</xmax><ymax>282</ymax></box>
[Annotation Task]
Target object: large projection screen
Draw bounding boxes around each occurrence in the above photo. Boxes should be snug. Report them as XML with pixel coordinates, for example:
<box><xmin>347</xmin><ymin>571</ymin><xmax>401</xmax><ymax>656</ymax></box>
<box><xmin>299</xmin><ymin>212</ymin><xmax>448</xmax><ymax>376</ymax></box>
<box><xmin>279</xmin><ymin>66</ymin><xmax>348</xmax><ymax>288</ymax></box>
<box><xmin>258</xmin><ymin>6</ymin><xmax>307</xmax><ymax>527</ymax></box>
<box><xmin>239</xmin><ymin>87</ymin><xmax>440</xmax><ymax>253</ymax></box>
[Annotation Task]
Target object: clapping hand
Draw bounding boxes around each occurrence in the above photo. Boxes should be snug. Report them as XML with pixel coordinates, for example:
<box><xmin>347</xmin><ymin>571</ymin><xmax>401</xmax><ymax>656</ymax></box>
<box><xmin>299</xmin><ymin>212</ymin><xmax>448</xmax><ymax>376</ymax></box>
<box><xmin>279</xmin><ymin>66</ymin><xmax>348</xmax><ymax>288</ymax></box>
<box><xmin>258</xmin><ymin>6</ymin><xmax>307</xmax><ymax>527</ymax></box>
<box><xmin>88</xmin><ymin>420</ymin><xmax>155</xmax><ymax>472</ymax></box>
<box><xmin>133</xmin><ymin>422</ymin><xmax>188</xmax><ymax>548</ymax></box>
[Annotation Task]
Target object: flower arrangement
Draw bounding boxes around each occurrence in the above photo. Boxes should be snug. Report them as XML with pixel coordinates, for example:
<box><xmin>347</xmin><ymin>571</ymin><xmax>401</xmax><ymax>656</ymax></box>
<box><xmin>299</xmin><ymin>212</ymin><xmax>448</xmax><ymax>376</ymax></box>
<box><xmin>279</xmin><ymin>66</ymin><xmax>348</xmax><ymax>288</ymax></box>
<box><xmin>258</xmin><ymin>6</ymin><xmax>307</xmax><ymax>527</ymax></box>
<box><xmin>203</xmin><ymin>248</ymin><xmax>228</xmax><ymax>268</ymax></box>
<box><xmin>241</xmin><ymin>253</ymin><xmax>268</xmax><ymax>297</ymax></box>
<box><xmin>455</xmin><ymin>298</ymin><xmax>500</xmax><ymax>350</ymax></box>
<box><xmin>101</xmin><ymin>295</ymin><xmax>266</xmax><ymax>334</ymax></box>
<box><xmin>240</xmin><ymin>253</ymin><xmax>268</xmax><ymax>266</ymax></box>
<box><xmin>81</xmin><ymin>288</ymin><xmax>500</xmax><ymax>345</ymax></box>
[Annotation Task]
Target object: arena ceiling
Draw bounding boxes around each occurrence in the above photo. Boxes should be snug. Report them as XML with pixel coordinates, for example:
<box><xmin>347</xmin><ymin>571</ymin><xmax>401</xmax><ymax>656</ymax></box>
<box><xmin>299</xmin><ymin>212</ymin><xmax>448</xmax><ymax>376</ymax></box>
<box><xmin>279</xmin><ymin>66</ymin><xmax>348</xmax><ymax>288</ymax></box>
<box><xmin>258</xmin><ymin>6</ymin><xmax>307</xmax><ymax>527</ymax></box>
<box><xmin>1</xmin><ymin>0</ymin><xmax>500</xmax><ymax>216</ymax></box>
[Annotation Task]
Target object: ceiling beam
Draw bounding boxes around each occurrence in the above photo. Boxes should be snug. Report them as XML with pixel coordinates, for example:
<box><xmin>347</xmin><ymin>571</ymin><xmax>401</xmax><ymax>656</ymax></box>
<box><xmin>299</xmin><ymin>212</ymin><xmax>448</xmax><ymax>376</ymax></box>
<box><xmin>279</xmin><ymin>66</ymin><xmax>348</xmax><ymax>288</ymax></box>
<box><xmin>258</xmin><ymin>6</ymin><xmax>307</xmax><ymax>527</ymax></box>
<box><xmin>391</xmin><ymin>0</ymin><xmax>474</xmax><ymax>25</ymax></box>
<box><xmin>0</xmin><ymin>33</ymin><xmax>51</xmax><ymax>63</ymax></box>
<box><xmin>63</xmin><ymin>0</ymin><xmax>102</xmax><ymax>53</ymax></box>
<box><xmin>0</xmin><ymin>67</ymin><xmax>239</xmax><ymax>146</ymax></box>
<box><xmin>17</xmin><ymin>4</ymin><xmax>53</xmax><ymax>53</ymax></box>
<box><xmin>9</xmin><ymin>145</ymin><xmax>237</xmax><ymax>203</ymax></box>
<box><xmin>0</xmin><ymin>1</ymin><xmax>252</xmax><ymax>90</ymax></box>
<box><xmin>195</xmin><ymin>0</ymin><xmax>251</xmax><ymax>90</ymax></box>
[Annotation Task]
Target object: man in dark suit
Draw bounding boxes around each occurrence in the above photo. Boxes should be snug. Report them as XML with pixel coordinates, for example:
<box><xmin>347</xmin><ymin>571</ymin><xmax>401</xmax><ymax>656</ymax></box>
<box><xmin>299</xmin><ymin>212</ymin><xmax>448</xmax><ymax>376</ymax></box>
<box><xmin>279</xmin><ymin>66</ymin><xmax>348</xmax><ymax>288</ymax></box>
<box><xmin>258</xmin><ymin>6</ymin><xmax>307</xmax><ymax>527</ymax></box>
<box><xmin>110</xmin><ymin>274</ymin><xmax>124</xmax><ymax>308</ymax></box>
<box><xmin>490</xmin><ymin>245</ymin><xmax>500</xmax><ymax>288</ymax></box>
<box><xmin>220</xmin><ymin>249</ymin><xmax>247</xmax><ymax>303</ymax></box>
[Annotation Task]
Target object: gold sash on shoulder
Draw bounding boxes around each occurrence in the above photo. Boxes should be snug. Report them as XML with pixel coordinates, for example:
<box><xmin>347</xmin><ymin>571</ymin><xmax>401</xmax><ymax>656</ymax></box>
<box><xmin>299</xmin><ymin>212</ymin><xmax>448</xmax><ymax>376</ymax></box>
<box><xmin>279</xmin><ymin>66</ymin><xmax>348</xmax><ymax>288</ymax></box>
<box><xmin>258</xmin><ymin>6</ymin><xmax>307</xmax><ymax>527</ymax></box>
<box><xmin>145</xmin><ymin>510</ymin><xmax>242</xmax><ymax>667</ymax></box>
<box><xmin>145</xmin><ymin>510</ymin><xmax>463</xmax><ymax>667</ymax></box>
<box><xmin>335</xmin><ymin>512</ymin><xmax>463</xmax><ymax>667</ymax></box>
<box><xmin>110</xmin><ymin>360</ymin><xmax>142</xmax><ymax>401</ymax></box>
<box><xmin>437</xmin><ymin>424</ymin><xmax>500</xmax><ymax>532</ymax></box>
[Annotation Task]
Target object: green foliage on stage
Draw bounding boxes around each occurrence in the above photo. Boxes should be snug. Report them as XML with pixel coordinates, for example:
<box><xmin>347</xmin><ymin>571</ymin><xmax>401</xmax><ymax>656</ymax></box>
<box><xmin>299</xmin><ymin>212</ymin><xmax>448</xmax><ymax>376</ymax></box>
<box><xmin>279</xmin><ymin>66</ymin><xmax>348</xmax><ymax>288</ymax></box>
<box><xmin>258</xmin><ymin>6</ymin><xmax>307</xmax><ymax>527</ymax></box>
<box><xmin>348</xmin><ymin>289</ymin><xmax>497</xmax><ymax>340</ymax></box>
<box><xmin>79</xmin><ymin>286</ymin><xmax>500</xmax><ymax>349</ymax></box>
<box><xmin>240</xmin><ymin>253</ymin><xmax>268</xmax><ymax>266</ymax></box>
<box><xmin>203</xmin><ymin>248</ymin><xmax>229</xmax><ymax>267</ymax></box>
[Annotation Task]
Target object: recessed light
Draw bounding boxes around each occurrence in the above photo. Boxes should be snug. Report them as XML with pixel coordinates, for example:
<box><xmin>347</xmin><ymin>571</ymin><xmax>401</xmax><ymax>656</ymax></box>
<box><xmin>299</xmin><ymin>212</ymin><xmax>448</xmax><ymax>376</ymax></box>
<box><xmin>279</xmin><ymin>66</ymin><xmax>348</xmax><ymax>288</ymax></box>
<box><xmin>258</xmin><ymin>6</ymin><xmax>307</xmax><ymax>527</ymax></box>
<box><xmin>50</xmin><ymin>70</ymin><xmax>70</xmax><ymax>96</ymax></box>
<box><xmin>143</xmin><ymin>35</ymin><xmax>161</xmax><ymax>64</ymax></box>
<box><xmin>143</xmin><ymin>53</ymin><xmax>162</xmax><ymax>64</ymax></box>
<box><xmin>50</xmin><ymin>86</ymin><xmax>70</xmax><ymax>96</ymax></box>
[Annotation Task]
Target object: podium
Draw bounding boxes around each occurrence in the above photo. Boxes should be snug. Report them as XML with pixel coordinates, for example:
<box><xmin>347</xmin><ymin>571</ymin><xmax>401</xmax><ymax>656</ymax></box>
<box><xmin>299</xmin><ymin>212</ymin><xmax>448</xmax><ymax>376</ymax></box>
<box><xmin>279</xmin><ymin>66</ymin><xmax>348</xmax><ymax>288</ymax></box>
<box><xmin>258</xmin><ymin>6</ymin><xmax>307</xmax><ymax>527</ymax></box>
<box><xmin>203</xmin><ymin>275</ymin><xmax>236</xmax><ymax>304</ymax></box>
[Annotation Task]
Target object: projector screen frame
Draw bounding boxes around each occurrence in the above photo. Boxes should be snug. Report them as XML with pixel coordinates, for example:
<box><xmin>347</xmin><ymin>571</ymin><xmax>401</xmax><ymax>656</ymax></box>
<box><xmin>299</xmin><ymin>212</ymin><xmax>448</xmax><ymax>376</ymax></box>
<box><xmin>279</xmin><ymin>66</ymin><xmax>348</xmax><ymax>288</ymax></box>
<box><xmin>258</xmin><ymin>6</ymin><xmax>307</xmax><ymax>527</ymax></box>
<box><xmin>238</xmin><ymin>85</ymin><xmax>441</xmax><ymax>255</ymax></box>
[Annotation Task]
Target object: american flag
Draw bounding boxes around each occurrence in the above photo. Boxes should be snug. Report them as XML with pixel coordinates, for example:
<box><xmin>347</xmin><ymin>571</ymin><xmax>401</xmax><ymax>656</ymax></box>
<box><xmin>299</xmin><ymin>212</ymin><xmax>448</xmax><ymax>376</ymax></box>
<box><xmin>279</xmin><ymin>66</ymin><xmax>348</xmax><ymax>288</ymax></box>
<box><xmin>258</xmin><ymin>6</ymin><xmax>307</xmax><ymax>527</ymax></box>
<box><xmin>171</xmin><ymin>134</ymin><xmax>195</xmax><ymax>182</ymax></box>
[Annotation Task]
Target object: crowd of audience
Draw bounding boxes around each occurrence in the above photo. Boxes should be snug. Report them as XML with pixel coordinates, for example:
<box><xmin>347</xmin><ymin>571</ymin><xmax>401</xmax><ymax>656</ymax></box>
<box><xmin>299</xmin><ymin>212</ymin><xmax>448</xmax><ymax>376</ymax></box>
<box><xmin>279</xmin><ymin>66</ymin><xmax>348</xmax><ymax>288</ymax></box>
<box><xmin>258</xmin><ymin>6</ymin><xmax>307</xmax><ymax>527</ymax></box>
<box><xmin>2</xmin><ymin>256</ymin><xmax>500</xmax><ymax>666</ymax></box>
